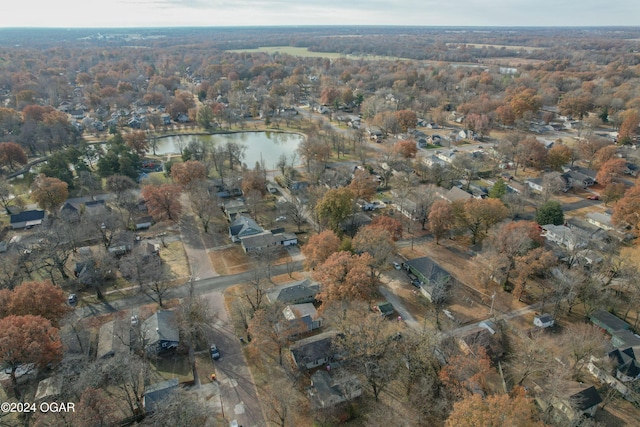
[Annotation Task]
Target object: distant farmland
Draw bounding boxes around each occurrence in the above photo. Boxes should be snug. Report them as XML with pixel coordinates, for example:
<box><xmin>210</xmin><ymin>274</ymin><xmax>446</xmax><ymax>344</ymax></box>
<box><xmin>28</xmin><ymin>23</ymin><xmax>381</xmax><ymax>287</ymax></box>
<box><xmin>228</xmin><ymin>46</ymin><xmax>407</xmax><ymax>60</ymax></box>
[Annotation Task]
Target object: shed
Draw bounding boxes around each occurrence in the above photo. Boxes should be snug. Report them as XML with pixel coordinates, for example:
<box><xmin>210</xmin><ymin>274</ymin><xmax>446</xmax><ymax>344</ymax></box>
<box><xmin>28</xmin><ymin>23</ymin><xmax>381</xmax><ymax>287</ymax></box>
<box><xmin>533</xmin><ymin>314</ymin><xmax>555</xmax><ymax>329</ymax></box>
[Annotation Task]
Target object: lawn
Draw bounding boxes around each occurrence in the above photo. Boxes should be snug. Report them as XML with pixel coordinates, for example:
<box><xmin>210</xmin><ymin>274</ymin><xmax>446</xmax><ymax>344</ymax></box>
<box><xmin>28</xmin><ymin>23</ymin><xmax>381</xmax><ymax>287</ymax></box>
<box><xmin>209</xmin><ymin>246</ymin><xmax>250</xmax><ymax>275</ymax></box>
<box><xmin>150</xmin><ymin>353</ymin><xmax>192</xmax><ymax>383</ymax></box>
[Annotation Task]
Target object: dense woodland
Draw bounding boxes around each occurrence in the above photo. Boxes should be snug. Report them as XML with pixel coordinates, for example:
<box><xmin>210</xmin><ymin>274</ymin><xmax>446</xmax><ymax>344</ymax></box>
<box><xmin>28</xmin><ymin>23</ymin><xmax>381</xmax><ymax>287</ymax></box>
<box><xmin>1</xmin><ymin>26</ymin><xmax>640</xmax><ymax>426</ymax></box>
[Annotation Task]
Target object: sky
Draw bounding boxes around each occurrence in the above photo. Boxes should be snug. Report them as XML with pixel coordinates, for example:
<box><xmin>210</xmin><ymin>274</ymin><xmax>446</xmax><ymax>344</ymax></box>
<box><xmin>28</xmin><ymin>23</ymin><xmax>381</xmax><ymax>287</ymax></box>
<box><xmin>3</xmin><ymin>0</ymin><xmax>640</xmax><ymax>28</ymax></box>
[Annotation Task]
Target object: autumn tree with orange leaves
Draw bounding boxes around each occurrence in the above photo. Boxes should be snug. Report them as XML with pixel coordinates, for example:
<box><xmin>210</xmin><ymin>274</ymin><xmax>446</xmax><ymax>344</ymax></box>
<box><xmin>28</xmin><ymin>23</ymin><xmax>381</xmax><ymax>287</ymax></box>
<box><xmin>301</xmin><ymin>230</ymin><xmax>341</xmax><ymax>270</ymax></box>
<box><xmin>2</xmin><ymin>280</ymin><xmax>70</xmax><ymax>327</ymax></box>
<box><xmin>618</xmin><ymin>109</ymin><xmax>639</xmax><ymax>144</ymax></box>
<box><xmin>429</xmin><ymin>200</ymin><xmax>454</xmax><ymax>244</ymax></box>
<box><xmin>0</xmin><ymin>141</ymin><xmax>27</xmax><ymax>171</ymax></box>
<box><xmin>452</xmin><ymin>198</ymin><xmax>508</xmax><ymax>245</ymax></box>
<box><xmin>141</xmin><ymin>183</ymin><xmax>182</xmax><ymax>222</ymax></box>
<box><xmin>394</xmin><ymin>139</ymin><xmax>418</xmax><ymax>158</ymax></box>
<box><xmin>124</xmin><ymin>130</ymin><xmax>149</xmax><ymax>156</ymax></box>
<box><xmin>370</xmin><ymin>215</ymin><xmax>403</xmax><ymax>241</ymax></box>
<box><xmin>596</xmin><ymin>157</ymin><xmax>627</xmax><ymax>187</ymax></box>
<box><xmin>0</xmin><ymin>315</ymin><xmax>62</xmax><ymax>395</ymax></box>
<box><xmin>445</xmin><ymin>387</ymin><xmax>545</xmax><ymax>427</ymax></box>
<box><xmin>170</xmin><ymin>160</ymin><xmax>207</xmax><ymax>189</ymax></box>
<box><xmin>314</xmin><ymin>251</ymin><xmax>376</xmax><ymax>303</ymax></box>
<box><xmin>613</xmin><ymin>184</ymin><xmax>640</xmax><ymax>236</ymax></box>
<box><xmin>439</xmin><ymin>346</ymin><xmax>493</xmax><ymax>400</ymax></box>
<box><xmin>30</xmin><ymin>173</ymin><xmax>68</xmax><ymax>213</ymax></box>
<box><xmin>348</xmin><ymin>169</ymin><xmax>378</xmax><ymax>200</ymax></box>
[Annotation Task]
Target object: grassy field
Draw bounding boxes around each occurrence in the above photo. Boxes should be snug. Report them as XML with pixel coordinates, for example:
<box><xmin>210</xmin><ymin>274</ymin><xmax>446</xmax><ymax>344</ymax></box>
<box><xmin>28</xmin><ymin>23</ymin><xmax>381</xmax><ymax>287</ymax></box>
<box><xmin>228</xmin><ymin>46</ymin><xmax>407</xmax><ymax>61</ymax></box>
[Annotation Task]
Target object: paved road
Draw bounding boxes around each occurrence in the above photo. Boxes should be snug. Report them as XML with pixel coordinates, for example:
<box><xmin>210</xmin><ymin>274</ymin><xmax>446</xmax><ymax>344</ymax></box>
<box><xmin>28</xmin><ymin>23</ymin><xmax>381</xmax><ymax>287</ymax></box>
<box><xmin>201</xmin><ymin>290</ymin><xmax>265</xmax><ymax>427</ymax></box>
<box><xmin>76</xmin><ymin>260</ymin><xmax>304</xmax><ymax>318</ymax></box>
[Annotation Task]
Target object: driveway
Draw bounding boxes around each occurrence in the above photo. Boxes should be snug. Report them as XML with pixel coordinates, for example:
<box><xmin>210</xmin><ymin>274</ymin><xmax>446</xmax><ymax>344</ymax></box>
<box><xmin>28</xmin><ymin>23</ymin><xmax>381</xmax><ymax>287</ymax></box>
<box><xmin>378</xmin><ymin>286</ymin><xmax>420</xmax><ymax>330</ymax></box>
<box><xmin>179</xmin><ymin>193</ymin><xmax>218</xmax><ymax>280</ymax></box>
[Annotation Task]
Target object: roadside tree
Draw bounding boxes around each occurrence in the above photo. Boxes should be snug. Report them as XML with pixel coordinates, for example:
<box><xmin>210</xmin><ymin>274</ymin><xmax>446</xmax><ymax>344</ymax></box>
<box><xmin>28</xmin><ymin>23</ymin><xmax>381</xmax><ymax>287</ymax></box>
<box><xmin>302</xmin><ymin>230</ymin><xmax>341</xmax><ymax>269</ymax></box>
<box><xmin>170</xmin><ymin>160</ymin><xmax>207</xmax><ymax>189</ymax></box>
<box><xmin>8</xmin><ymin>280</ymin><xmax>70</xmax><ymax>326</ymax></box>
<box><xmin>348</xmin><ymin>169</ymin><xmax>378</xmax><ymax>200</ymax></box>
<box><xmin>124</xmin><ymin>130</ymin><xmax>148</xmax><ymax>156</ymax></box>
<box><xmin>315</xmin><ymin>251</ymin><xmax>376</xmax><ymax>303</ymax></box>
<box><xmin>546</xmin><ymin>144</ymin><xmax>572</xmax><ymax>171</ymax></box>
<box><xmin>316</xmin><ymin>187</ymin><xmax>355</xmax><ymax>232</ymax></box>
<box><xmin>141</xmin><ymin>183</ymin><xmax>182</xmax><ymax>222</ymax></box>
<box><xmin>352</xmin><ymin>226</ymin><xmax>396</xmax><ymax>274</ymax></box>
<box><xmin>370</xmin><ymin>215</ymin><xmax>403</xmax><ymax>241</ymax></box>
<box><xmin>595</xmin><ymin>157</ymin><xmax>627</xmax><ymax>186</ymax></box>
<box><xmin>429</xmin><ymin>200</ymin><xmax>454</xmax><ymax>244</ymax></box>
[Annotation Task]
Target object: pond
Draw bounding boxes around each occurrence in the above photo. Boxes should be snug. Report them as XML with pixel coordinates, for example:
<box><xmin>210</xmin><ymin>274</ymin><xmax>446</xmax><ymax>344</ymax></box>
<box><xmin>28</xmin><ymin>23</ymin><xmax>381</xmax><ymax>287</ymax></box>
<box><xmin>152</xmin><ymin>131</ymin><xmax>304</xmax><ymax>170</ymax></box>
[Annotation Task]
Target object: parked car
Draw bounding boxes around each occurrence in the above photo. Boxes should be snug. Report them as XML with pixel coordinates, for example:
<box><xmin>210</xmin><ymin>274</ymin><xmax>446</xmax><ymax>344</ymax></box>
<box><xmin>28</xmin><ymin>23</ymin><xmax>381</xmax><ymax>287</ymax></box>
<box><xmin>210</xmin><ymin>344</ymin><xmax>220</xmax><ymax>360</ymax></box>
<box><xmin>392</xmin><ymin>261</ymin><xmax>401</xmax><ymax>270</ymax></box>
<box><xmin>587</xmin><ymin>195</ymin><xmax>600</xmax><ymax>200</ymax></box>
<box><xmin>68</xmin><ymin>294</ymin><xmax>77</xmax><ymax>305</ymax></box>
<box><xmin>411</xmin><ymin>279</ymin><xmax>422</xmax><ymax>288</ymax></box>
<box><xmin>131</xmin><ymin>315</ymin><xmax>139</xmax><ymax>326</ymax></box>
<box><xmin>275</xmin><ymin>216</ymin><xmax>287</xmax><ymax>222</ymax></box>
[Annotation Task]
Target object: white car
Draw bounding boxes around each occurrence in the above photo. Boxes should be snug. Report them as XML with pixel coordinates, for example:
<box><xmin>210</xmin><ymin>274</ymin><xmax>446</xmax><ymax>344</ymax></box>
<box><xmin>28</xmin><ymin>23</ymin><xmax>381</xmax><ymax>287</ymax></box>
<box><xmin>392</xmin><ymin>262</ymin><xmax>401</xmax><ymax>270</ymax></box>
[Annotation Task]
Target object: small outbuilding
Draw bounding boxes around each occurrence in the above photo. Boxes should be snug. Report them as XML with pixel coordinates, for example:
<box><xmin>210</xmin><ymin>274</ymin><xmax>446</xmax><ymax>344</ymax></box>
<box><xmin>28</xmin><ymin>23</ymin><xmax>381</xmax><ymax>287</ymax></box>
<box><xmin>533</xmin><ymin>314</ymin><xmax>555</xmax><ymax>329</ymax></box>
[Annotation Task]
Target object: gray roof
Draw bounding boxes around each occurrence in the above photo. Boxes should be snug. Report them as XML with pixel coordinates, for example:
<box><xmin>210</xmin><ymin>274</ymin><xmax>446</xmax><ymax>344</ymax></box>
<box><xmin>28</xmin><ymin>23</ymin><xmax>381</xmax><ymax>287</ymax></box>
<box><xmin>405</xmin><ymin>257</ymin><xmax>451</xmax><ymax>283</ymax></box>
<box><xmin>590</xmin><ymin>310</ymin><xmax>630</xmax><ymax>333</ymax></box>
<box><xmin>290</xmin><ymin>331</ymin><xmax>338</xmax><ymax>367</ymax></box>
<box><xmin>144</xmin><ymin>378</ymin><xmax>179</xmax><ymax>413</ymax></box>
<box><xmin>144</xmin><ymin>310</ymin><xmax>179</xmax><ymax>345</ymax></box>
<box><xmin>266</xmin><ymin>279</ymin><xmax>319</xmax><ymax>304</ymax></box>
<box><xmin>97</xmin><ymin>319</ymin><xmax>128</xmax><ymax>359</ymax></box>
<box><xmin>229</xmin><ymin>215</ymin><xmax>263</xmax><ymax>237</ymax></box>
<box><xmin>10</xmin><ymin>210</ymin><xmax>45</xmax><ymax>224</ymax></box>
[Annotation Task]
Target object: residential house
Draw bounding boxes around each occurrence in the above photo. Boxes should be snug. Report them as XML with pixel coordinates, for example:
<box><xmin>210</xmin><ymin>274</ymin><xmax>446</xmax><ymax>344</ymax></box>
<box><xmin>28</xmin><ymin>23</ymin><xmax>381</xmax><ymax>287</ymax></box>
<box><xmin>290</xmin><ymin>331</ymin><xmax>339</xmax><ymax>370</ymax></box>
<box><xmin>223</xmin><ymin>199</ymin><xmax>249</xmax><ymax>221</ymax></box>
<box><xmin>534</xmin><ymin>314</ymin><xmax>555</xmax><ymax>329</ymax></box>
<box><xmin>541</xmin><ymin>224</ymin><xmax>589</xmax><ymax>251</ymax></box>
<box><xmin>423</xmin><ymin>154</ymin><xmax>448</xmax><ymax>168</ymax></box>
<box><xmin>607</xmin><ymin>347</ymin><xmax>640</xmax><ymax>382</ymax></box>
<box><xmin>266</xmin><ymin>279</ymin><xmax>319</xmax><ymax>305</ymax></box>
<box><xmin>176</xmin><ymin>113</ymin><xmax>189</xmax><ymax>123</ymax></box>
<box><xmin>457</xmin><ymin>326</ymin><xmax>505</xmax><ymax>361</ymax></box>
<box><xmin>585</xmin><ymin>212</ymin><xmax>615</xmax><ymax>231</ymax></box>
<box><xmin>565</xmin><ymin>167</ymin><xmax>596</xmax><ymax>189</ymax></box>
<box><xmin>143</xmin><ymin>378</ymin><xmax>179</xmax><ymax>413</ymax></box>
<box><xmin>229</xmin><ymin>215</ymin><xmax>263</xmax><ymax>242</ymax></box>
<box><xmin>440</xmin><ymin>186</ymin><xmax>472</xmax><ymax>203</ymax></box>
<box><xmin>536</xmin><ymin>382</ymin><xmax>602</xmax><ymax>422</ymax></box>
<box><xmin>108</xmin><ymin>231</ymin><xmax>134</xmax><ymax>256</ymax></box>
<box><xmin>308</xmin><ymin>370</ymin><xmax>362</xmax><ymax>409</ymax></box>
<box><xmin>611</xmin><ymin>330</ymin><xmax>640</xmax><ymax>349</ymax></box>
<box><xmin>35</xmin><ymin>376</ymin><xmax>62</xmax><ymax>401</ymax></box>
<box><xmin>240</xmin><ymin>230</ymin><xmax>298</xmax><ymax>253</ymax></box>
<box><xmin>161</xmin><ymin>114</ymin><xmax>172</xmax><ymax>125</ymax></box>
<box><xmin>282</xmin><ymin>303</ymin><xmax>323</xmax><ymax>334</ymax></box>
<box><xmin>142</xmin><ymin>310</ymin><xmax>179</xmax><ymax>354</ymax></box>
<box><xmin>590</xmin><ymin>310</ymin><xmax>630</xmax><ymax>335</ymax></box>
<box><xmin>60</xmin><ymin>197</ymin><xmax>108</xmax><ymax>221</ymax></box>
<box><xmin>525</xmin><ymin>178</ymin><xmax>544</xmax><ymax>193</ymax></box>
<box><xmin>404</xmin><ymin>257</ymin><xmax>452</xmax><ymax>303</ymax></box>
<box><xmin>10</xmin><ymin>210</ymin><xmax>45</xmax><ymax>229</ymax></box>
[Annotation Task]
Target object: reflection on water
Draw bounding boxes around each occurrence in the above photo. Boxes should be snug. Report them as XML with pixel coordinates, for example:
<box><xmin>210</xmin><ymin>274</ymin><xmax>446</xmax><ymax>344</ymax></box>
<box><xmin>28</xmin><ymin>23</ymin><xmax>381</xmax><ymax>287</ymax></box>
<box><xmin>155</xmin><ymin>132</ymin><xmax>303</xmax><ymax>169</ymax></box>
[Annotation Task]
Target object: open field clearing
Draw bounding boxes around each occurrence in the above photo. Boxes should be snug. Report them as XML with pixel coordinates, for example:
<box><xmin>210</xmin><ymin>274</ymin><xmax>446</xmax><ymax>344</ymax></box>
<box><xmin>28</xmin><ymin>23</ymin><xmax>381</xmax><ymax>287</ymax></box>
<box><xmin>228</xmin><ymin>46</ymin><xmax>408</xmax><ymax>60</ymax></box>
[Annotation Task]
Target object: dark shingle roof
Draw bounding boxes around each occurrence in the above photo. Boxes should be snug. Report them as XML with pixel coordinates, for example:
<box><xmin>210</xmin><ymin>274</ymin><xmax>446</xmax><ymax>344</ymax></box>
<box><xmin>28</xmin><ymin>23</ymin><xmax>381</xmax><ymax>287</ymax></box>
<box><xmin>10</xmin><ymin>210</ymin><xmax>45</xmax><ymax>224</ymax></box>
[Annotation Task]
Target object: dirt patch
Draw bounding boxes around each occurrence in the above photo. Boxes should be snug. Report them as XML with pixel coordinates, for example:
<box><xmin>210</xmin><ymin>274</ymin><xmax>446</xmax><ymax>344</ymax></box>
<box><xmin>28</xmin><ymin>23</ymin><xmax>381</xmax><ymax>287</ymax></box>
<box><xmin>209</xmin><ymin>246</ymin><xmax>251</xmax><ymax>275</ymax></box>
